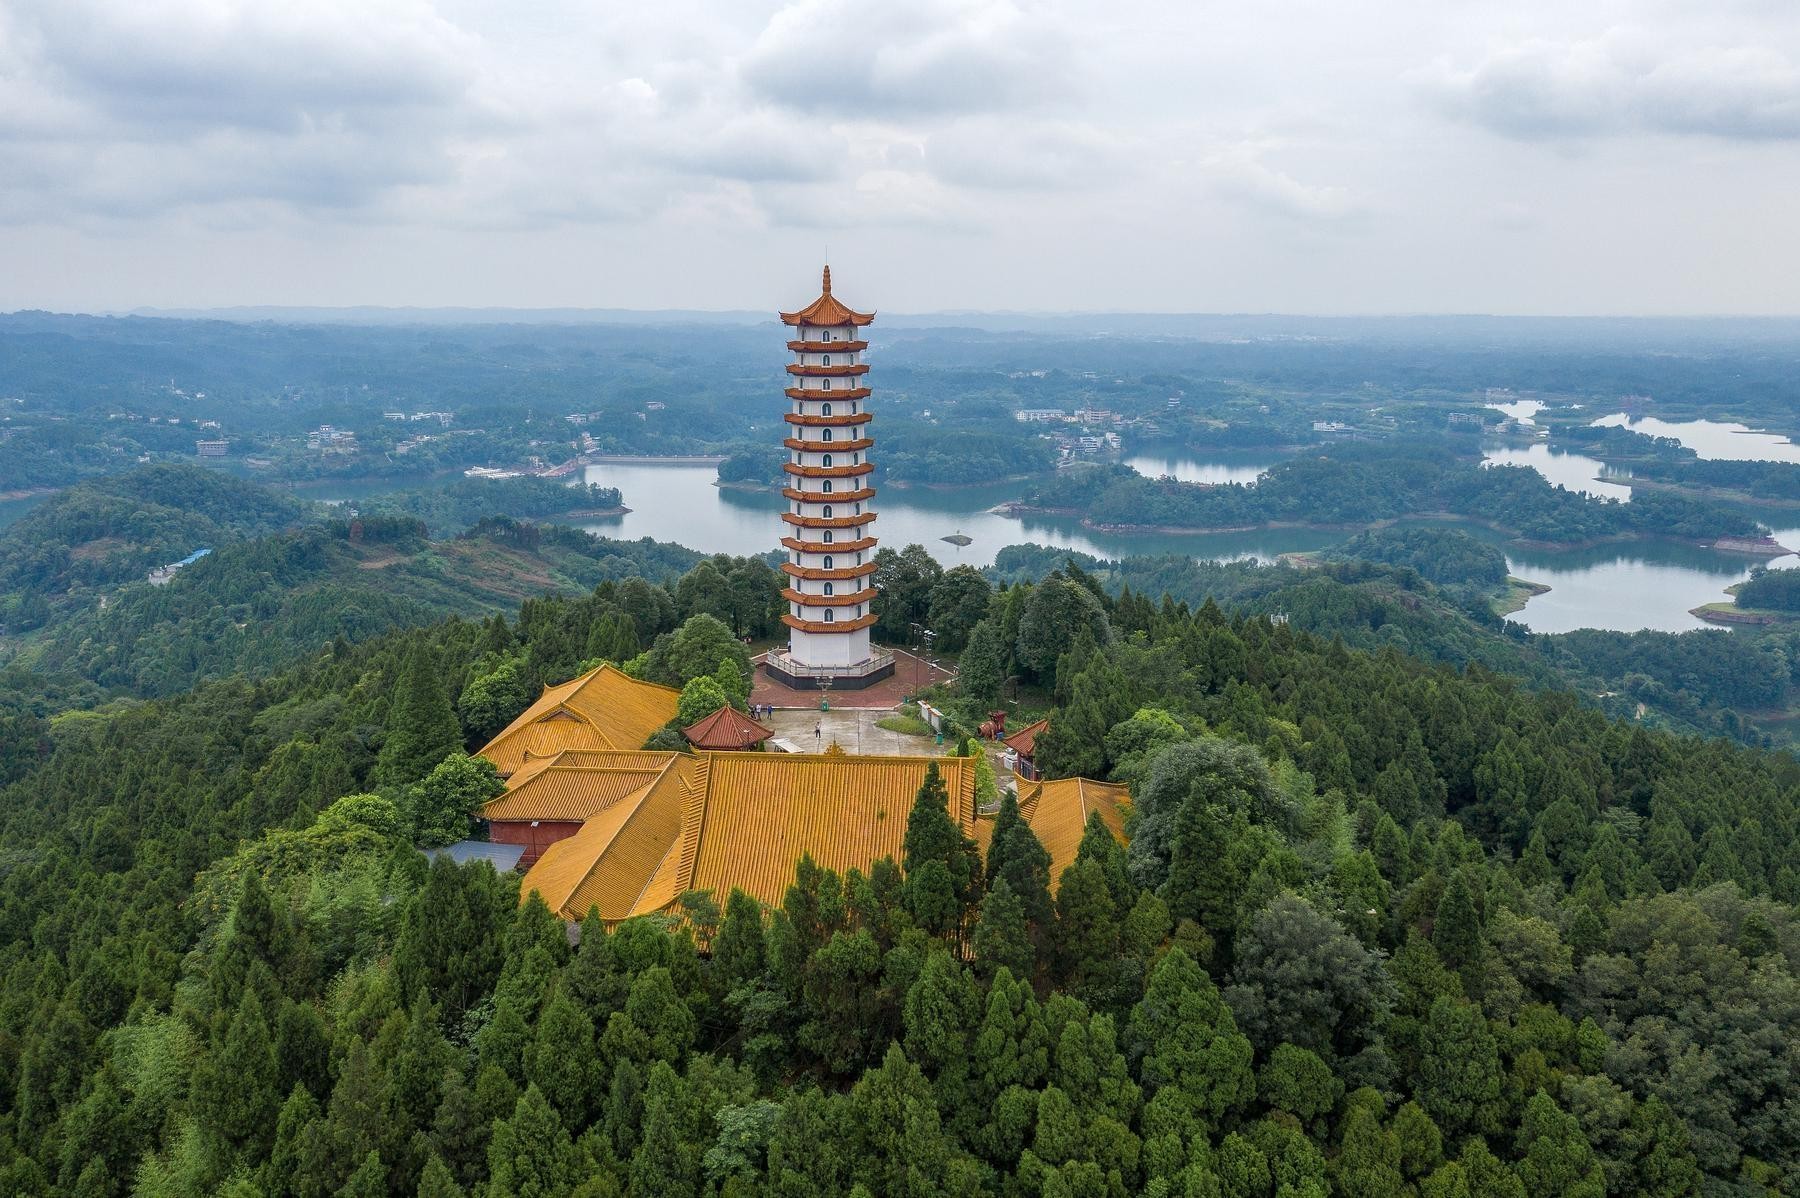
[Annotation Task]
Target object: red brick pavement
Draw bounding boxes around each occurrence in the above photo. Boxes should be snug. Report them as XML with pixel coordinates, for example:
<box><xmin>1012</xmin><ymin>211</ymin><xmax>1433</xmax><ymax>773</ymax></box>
<box><xmin>750</xmin><ymin>647</ymin><xmax>956</xmax><ymax>710</ymax></box>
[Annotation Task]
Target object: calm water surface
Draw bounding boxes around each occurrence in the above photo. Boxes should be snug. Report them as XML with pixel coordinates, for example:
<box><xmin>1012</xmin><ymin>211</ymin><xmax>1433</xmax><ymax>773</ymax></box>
<box><xmin>1481</xmin><ymin>445</ymin><xmax>1634</xmax><ymax>502</ymax></box>
<box><xmin>1487</xmin><ymin>399</ymin><xmax>1546</xmax><ymax>425</ymax></box>
<box><xmin>1121</xmin><ymin>455</ymin><xmax>1269</xmax><ymax>486</ymax></box>
<box><xmin>582</xmin><ymin>462</ymin><xmax>1333</xmax><ymax>569</ymax></box>
<box><xmin>1591</xmin><ymin>414</ymin><xmax>1800</xmax><ymax>463</ymax></box>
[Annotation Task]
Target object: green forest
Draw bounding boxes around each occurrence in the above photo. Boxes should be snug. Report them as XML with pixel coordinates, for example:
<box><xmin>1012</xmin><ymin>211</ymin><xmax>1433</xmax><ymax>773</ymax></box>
<box><xmin>1021</xmin><ymin>451</ymin><xmax>1764</xmax><ymax>545</ymax></box>
<box><xmin>3</xmin><ymin>539</ymin><xmax>1800</xmax><ymax>1196</ymax></box>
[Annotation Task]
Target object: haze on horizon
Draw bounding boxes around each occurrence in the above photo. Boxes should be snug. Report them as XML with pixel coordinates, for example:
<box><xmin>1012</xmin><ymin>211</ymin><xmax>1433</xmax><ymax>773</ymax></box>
<box><xmin>3</xmin><ymin>0</ymin><xmax>1799</xmax><ymax>318</ymax></box>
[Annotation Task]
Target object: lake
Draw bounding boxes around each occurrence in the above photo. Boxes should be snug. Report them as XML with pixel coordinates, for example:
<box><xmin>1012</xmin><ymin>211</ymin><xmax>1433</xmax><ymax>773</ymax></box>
<box><xmin>1591</xmin><ymin>413</ymin><xmax>1800</xmax><ymax>463</ymax></box>
<box><xmin>581</xmin><ymin>461</ymin><xmax>1334</xmax><ymax>569</ymax></box>
<box><xmin>1120</xmin><ymin>454</ymin><xmax>1269</xmax><ymax>485</ymax></box>
<box><xmin>580</xmin><ymin>460</ymin><xmax>1795</xmax><ymax>635</ymax></box>
<box><xmin>1487</xmin><ymin>398</ymin><xmax>1546</xmax><ymax>425</ymax></box>
<box><xmin>1481</xmin><ymin>444</ymin><xmax>1634</xmax><ymax>502</ymax></box>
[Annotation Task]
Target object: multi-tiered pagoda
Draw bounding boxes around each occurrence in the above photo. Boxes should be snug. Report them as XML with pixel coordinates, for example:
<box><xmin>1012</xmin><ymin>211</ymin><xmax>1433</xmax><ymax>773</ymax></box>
<box><xmin>763</xmin><ymin>267</ymin><xmax>895</xmax><ymax>690</ymax></box>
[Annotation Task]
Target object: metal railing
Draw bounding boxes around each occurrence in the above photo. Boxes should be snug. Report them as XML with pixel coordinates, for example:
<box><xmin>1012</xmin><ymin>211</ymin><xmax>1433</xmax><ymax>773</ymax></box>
<box><xmin>764</xmin><ymin>648</ymin><xmax>895</xmax><ymax>679</ymax></box>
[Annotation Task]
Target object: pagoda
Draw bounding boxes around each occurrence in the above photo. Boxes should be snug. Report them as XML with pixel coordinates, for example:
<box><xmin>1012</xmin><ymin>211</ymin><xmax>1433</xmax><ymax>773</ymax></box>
<box><xmin>762</xmin><ymin>266</ymin><xmax>895</xmax><ymax>690</ymax></box>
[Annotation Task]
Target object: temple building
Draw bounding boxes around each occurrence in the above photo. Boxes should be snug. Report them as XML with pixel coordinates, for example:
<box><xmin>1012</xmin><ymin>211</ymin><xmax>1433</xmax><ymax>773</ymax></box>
<box><xmin>463</xmin><ymin>265</ymin><xmax>1133</xmax><ymax>926</ymax></box>
<box><xmin>763</xmin><ymin>266</ymin><xmax>895</xmax><ymax>690</ymax></box>
<box><xmin>474</xmin><ymin>666</ymin><xmax>1132</xmax><ymax>925</ymax></box>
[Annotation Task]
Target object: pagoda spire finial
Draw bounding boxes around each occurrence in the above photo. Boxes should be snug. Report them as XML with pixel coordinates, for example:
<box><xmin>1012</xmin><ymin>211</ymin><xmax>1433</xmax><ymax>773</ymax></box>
<box><xmin>822</xmin><ymin>264</ymin><xmax>831</xmax><ymax>294</ymax></box>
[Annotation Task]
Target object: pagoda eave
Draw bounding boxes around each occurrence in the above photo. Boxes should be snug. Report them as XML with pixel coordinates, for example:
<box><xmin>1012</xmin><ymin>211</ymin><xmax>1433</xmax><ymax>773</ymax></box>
<box><xmin>782</xmin><ymin>512</ymin><xmax>877</xmax><ymax>530</ymax></box>
<box><xmin>783</xmin><ymin>461</ymin><xmax>875</xmax><ymax>480</ymax></box>
<box><xmin>785</xmin><ymin>410</ymin><xmax>873</xmax><ymax>427</ymax></box>
<box><xmin>786</xmin><ymin>386</ymin><xmax>871</xmax><ymax>401</ymax></box>
<box><xmin>785</xmin><ymin>436</ymin><xmax>874</xmax><ymax>453</ymax></box>
<box><xmin>788</xmin><ymin>339</ymin><xmax>868</xmax><ymax>353</ymax></box>
<box><xmin>786</xmin><ymin>363</ymin><xmax>871</xmax><ymax>378</ymax></box>
<box><xmin>782</xmin><ymin>585</ymin><xmax>879</xmax><ymax>607</ymax></box>
<box><xmin>782</xmin><ymin>535</ymin><xmax>878</xmax><ymax>554</ymax></box>
<box><xmin>782</xmin><ymin>562</ymin><xmax>878</xmax><ymax>582</ymax></box>
<box><xmin>782</xmin><ymin>612</ymin><xmax>879</xmax><ymax>633</ymax></box>
<box><xmin>781</xmin><ymin>486</ymin><xmax>877</xmax><ymax>503</ymax></box>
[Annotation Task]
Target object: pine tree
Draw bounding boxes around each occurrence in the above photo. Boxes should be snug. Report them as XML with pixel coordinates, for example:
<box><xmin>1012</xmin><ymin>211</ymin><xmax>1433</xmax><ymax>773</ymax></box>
<box><xmin>902</xmin><ymin>762</ymin><xmax>980</xmax><ymax>929</ymax></box>
<box><xmin>711</xmin><ymin>891</ymin><xmax>766</xmax><ymax>991</ymax></box>
<box><xmin>488</xmin><ymin>1084</ymin><xmax>579</xmax><ymax>1198</ymax></box>
<box><xmin>628</xmin><ymin>1062</ymin><xmax>698</xmax><ymax>1198</ymax></box>
<box><xmin>529</xmin><ymin>989</ymin><xmax>599</xmax><ymax>1129</ymax></box>
<box><xmin>417</xmin><ymin>1154</ymin><xmax>466</xmax><ymax>1198</ymax></box>
<box><xmin>1334</xmin><ymin>1099</ymin><xmax>1404</xmax><ymax>1198</ymax></box>
<box><xmin>338</xmin><ymin>1151</ymin><xmax>385</xmax><ymax>1198</ymax></box>
<box><xmin>973</xmin><ymin>879</ymin><xmax>1035</xmax><ymax>980</ymax></box>
<box><xmin>1127</xmin><ymin>948</ymin><xmax>1253</xmax><ymax>1123</ymax></box>
<box><xmin>986</xmin><ymin>790</ymin><xmax>1054</xmax><ymax>932</ymax></box>
<box><xmin>1434</xmin><ymin>870</ymin><xmax>1486</xmax><ymax>986</ymax></box>
<box><xmin>376</xmin><ymin>641</ymin><xmax>464</xmax><ymax>789</ymax></box>
<box><xmin>191</xmin><ymin>991</ymin><xmax>279</xmax><ymax>1154</ymax></box>
<box><xmin>958</xmin><ymin>618</ymin><xmax>1009</xmax><ymax>705</ymax></box>
<box><xmin>1516</xmin><ymin>1091</ymin><xmax>1605</xmax><ymax>1197</ymax></box>
<box><xmin>1051</xmin><ymin>858</ymin><xmax>1116</xmax><ymax>987</ymax></box>
<box><xmin>1418</xmin><ymin>997</ymin><xmax>1505</xmax><ymax>1140</ymax></box>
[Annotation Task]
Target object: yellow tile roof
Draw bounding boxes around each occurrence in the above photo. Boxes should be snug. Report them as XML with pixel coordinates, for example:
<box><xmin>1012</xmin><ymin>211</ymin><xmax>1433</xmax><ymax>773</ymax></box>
<box><xmin>482</xmin><ymin>750</ymin><xmax>680</xmax><ymax>822</ymax></box>
<box><xmin>509</xmin><ymin>749</ymin><xmax>1132</xmax><ymax>924</ymax></box>
<box><xmin>973</xmin><ymin>777</ymin><xmax>1131</xmax><ymax>892</ymax></box>
<box><xmin>518</xmin><ymin>756</ymin><xmax>696</xmax><ymax>922</ymax></box>
<box><xmin>477</xmin><ymin>664</ymin><xmax>680</xmax><ymax>776</ymax></box>
<box><xmin>651</xmin><ymin>752</ymin><xmax>978</xmax><ymax>915</ymax></box>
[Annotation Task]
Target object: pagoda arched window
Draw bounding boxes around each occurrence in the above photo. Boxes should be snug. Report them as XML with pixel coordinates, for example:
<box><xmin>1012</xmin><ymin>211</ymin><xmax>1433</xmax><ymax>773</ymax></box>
<box><xmin>854</xmin><ymin>502</ymin><xmax>862</xmax><ymax>514</ymax></box>
<box><xmin>823</xmin><ymin>530</ymin><xmax>834</xmax><ymax>543</ymax></box>
<box><xmin>824</xmin><ymin>609</ymin><xmax>835</xmax><ymax>623</ymax></box>
<box><xmin>822</xmin><ymin>454</ymin><xmax>833</xmax><ymax>467</ymax></box>
<box><xmin>822</xmin><ymin>481</ymin><xmax>833</xmax><ymax>494</ymax></box>
<box><xmin>822</xmin><ymin>428</ymin><xmax>833</xmax><ymax>442</ymax></box>
<box><xmin>823</xmin><ymin>355</ymin><xmax>832</xmax><ymax>366</ymax></box>
<box><xmin>822</xmin><ymin>505</ymin><xmax>833</xmax><ymax>517</ymax></box>
<box><xmin>823</xmin><ymin>556</ymin><xmax>834</xmax><ymax>569</ymax></box>
<box><xmin>824</xmin><ymin>582</ymin><xmax>835</xmax><ymax>596</ymax></box>
<box><xmin>822</xmin><ymin>378</ymin><xmax>833</xmax><ymax>391</ymax></box>
<box><xmin>822</xmin><ymin>402</ymin><xmax>833</xmax><ymax>416</ymax></box>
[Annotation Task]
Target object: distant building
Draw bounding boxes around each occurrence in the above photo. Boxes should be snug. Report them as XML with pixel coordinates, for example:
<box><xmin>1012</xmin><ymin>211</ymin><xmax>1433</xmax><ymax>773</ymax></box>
<box><xmin>382</xmin><ymin>411</ymin><xmax>407</xmax><ymax>421</ymax></box>
<box><xmin>645</xmin><ymin>401</ymin><xmax>666</xmax><ymax>411</ymax></box>
<box><xmin>194</xmin><ymin>439</ymin><xmax>229</xmax><ymax>457</ymax></box>
<box><xmin>1015</xmin><ymin>408</ymin><xmax>1065</xmax><ymax>422</ymax></box>
<box><xmin>1312</xmin><ymin>421</ymin><xmax>1349</xmax><ymax>433</ymax></box>
<box><xmin>1447</xmin><ymin>412</ymin><xmax>1485</xmax><ymax>427</ymax></box>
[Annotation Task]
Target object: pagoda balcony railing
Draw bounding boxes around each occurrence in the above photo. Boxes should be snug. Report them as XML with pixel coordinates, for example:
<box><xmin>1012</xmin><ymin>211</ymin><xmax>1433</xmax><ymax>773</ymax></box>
<box><xmin>765</xmin><ymin>647</ymin><xmax>894</xmax><ymax>678</ymax></box>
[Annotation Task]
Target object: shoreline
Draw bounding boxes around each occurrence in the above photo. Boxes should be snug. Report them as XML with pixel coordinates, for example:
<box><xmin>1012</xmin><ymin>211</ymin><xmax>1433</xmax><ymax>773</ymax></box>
<box><xmin>586</xmin><ymin>454</ymin><xmax>725</xmax><ymax>465</ymax></box>
<box><xmin>992</xmin><ymin>502</ymin><xmax>1790</xmax><ymax>556</ymax></box>
<box><xmin>0</xmin><ymin>486</ymin><xmax>61</xmax><ymax>502</ymax></box>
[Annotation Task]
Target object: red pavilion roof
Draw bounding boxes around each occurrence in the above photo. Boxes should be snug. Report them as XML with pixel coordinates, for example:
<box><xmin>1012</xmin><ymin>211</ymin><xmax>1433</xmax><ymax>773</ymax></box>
<box><xmin>682</xmin><ymin>705</ymin><xmax>775</xmax><ymax>751</ymax></box>
<box><xmin>780</xmin><ymin>266</ymin><xmax>875</xmax><ymax>328</ymax></box>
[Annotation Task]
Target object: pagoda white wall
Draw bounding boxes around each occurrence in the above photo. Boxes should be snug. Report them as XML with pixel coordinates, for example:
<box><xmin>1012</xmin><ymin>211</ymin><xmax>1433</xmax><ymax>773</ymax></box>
<box><xmin>790</xmin><ymin>626</ymin><xmax>873</xmax><ymax>667</ymax></box>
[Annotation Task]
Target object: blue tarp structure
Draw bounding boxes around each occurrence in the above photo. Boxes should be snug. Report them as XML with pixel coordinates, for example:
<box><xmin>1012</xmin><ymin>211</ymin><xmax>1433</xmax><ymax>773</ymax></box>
<box><xmin>425</xmin><ymin>841</ymin><xmax>526</xmax><ymax>871</ymax></box>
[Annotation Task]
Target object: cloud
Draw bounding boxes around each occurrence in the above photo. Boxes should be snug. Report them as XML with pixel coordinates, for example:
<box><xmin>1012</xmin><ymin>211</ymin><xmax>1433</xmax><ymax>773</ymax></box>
<box><xmin>1426</xmin><ymin>30</ymin><xmax>1800</xmax><ymax>141</ymax></box>
<box><xmin>924</xmin><ymin>120</ymin><xmax>1122</xmax><ymax>190</ymax></box>
<box><xmin>740</xmin><ymin>0</ymin><xmax>1075</xmax><ymax>119</ymax></box>
<box><xmin>0</xmin><ymin>0</ymin><xmax>486</xmax><ymax>220</ymax></box>
<box><xmin>1206</xmin><ymin>149</ymin><xmax>1362</xmax><ymax>222</ymax></box>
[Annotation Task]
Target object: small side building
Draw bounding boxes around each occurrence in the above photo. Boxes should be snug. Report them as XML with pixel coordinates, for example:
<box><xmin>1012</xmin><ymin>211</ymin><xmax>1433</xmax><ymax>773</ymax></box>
<box><xmin>1003</xmin><ymin>718</ymin><xmax>1049</xmax><ymax>781</ymax></box>
<box><xmin>682</xmin><ymin>705</ymin><xmax>774</xmax><ymax>752</ymax></box>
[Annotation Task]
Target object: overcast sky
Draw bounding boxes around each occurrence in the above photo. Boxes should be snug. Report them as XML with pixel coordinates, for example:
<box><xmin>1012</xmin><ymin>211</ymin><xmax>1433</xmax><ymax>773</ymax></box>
<box><xmin>3</xmin><ymin>0</ymin><xmax>1799</xmax><ymax>315</ymax></box>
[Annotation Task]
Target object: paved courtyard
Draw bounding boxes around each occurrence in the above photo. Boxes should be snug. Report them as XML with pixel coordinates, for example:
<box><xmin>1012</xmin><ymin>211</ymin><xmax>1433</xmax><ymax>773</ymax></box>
<box><xmin>762</xmin><ymin>706</ymin><xmax>945</xmax><ymax>756</ymax></box>
<box><xmin>749</xmin><ymin>647</ymin><xmax>955</xmax><ymax>711</ymax></box>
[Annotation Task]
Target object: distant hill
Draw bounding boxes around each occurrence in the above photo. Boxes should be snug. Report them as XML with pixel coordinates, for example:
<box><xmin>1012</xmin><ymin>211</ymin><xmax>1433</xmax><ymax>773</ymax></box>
<box><xmin>0</xmin><ymin>464</ymin><xmax>312</xmax><ymax>627</ymax></box>
<box><xmin>13</xmin><ymin>516</ymin><xmax>701</xmax><ymax>696</ymax></box>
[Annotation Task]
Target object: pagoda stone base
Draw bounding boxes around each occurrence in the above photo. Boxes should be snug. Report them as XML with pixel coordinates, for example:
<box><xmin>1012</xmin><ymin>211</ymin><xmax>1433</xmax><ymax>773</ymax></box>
<box><xmin>762</xmin><ymin>648</ymin><xmax>896</xmax><ymax>691</ymax></box>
